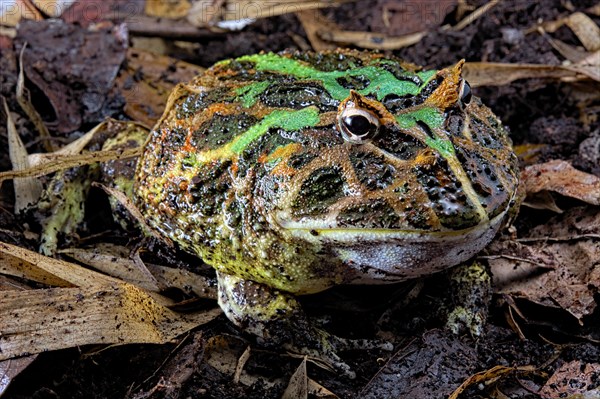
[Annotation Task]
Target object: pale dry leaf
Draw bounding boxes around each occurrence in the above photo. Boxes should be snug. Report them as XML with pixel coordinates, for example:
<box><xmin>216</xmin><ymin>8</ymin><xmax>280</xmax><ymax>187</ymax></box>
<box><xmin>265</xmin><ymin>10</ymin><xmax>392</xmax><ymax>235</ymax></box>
<box><xmin>0</xmin><ymin>242</ymin><xmax>220</xmax><ymax>362</ymax></box>
<box><xmin>60</xmin><ymin>246</ymin><xmax>161</xmax><ymax>292</ymax></box>
<box><xmin>3</xmin><ymin>97</ymin><xmax>43</xmax><ymax>212</ymax></box>
<box><xmin>0</xmin><ymin>241</ymin><xmax>119</xmax><ymax>288</ymax></box>
<box><xmin>282</xmin><ymin>357</ymin><xmax>308</xmax><ymax>399</ymax></box>
<box><xmin>61</xmin><ymin>244</ymin><xmax>218</xmax><ymax>299</ymax></box>
<box><xmin>307</xmin><ymin>377</ymin><xmax>339</xmax><ymax>398</ymax></box>
<box><xmin>25</xmin><ymin>120</ymin><xmax>113</xmax><ymax>169</ymax></box>
<box><xmin>565</xmin><ymin>12</ymin><xmax>600</xmax><ymax>52</ymax></box>
<box><xmin>463</xmin><ymin>62</ymin><xmax>595</xmax><ymax>87</ymax></box>
<box><xmin>522</xmin><ymin>160</ymin><xmax>600</xmax><ymax>207</ymax></box>
<box><xmin>0</xmin><ymin>283</ymin><xmax>222</xmax><ymax>361</ymax></box>
<box><xmin>0</xmin><ymin>146</ymin><xmax>141</xmax><ymax>188</ymax></box>
<box><xmin>545</xmin><ymin>36</ymin><xmax>591</xmax><ymax>64</ymax></box>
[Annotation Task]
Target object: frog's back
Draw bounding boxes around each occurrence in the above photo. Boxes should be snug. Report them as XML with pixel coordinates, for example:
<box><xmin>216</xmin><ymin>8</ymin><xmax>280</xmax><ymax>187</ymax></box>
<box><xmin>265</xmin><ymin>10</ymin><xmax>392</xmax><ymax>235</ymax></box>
<box><xmin>135</xmin><ymin>50</ymin><xmax>520</xmax><ymax>293</ymax></box>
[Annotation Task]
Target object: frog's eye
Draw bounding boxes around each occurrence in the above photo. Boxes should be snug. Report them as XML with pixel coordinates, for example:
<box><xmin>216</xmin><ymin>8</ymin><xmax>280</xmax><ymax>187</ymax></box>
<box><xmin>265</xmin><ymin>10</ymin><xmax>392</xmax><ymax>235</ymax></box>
<box><xmin>460</xmin><ymin>80</ymin><xmax>472</xmax><ymax>105</ymax></box>
<box><xmin>338</xmin><ymin>108</ymin><xmax>380</xmax><ymax>143</ymax></box>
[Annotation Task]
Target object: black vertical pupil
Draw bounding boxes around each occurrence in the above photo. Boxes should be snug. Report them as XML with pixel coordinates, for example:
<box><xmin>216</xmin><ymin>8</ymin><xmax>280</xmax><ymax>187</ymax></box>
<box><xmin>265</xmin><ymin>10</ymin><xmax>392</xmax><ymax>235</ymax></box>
<box><xmin>461</xmin><ymin>81</ymin><xmax>472</xmax><ymax>104</ymax></box>
<box><xmin>343</xmin><ymin>115</ymin><xmax>374</xmax><ymax>136</ymax></box>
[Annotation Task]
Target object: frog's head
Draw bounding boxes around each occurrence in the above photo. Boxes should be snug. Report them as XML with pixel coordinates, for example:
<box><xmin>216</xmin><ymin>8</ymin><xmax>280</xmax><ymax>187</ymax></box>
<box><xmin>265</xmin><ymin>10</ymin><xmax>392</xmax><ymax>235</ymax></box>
<box><xmin>264</xmin><ymin>53</ymin><xmax>519</xmax><ymax>235</ymax></box>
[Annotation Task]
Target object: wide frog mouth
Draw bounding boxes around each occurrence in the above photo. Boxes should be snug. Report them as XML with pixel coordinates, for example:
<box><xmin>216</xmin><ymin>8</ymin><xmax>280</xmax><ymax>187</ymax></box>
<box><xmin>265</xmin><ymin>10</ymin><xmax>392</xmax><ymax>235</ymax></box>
<box><xmin>275</xmin><ymin>209</ymin><xmax>511</xmax><ymax>283</ymax></box>
<box><xmin>275</xmin><ymin>205</ymin><xmax>510</xmax><ymax>243</ymax></box>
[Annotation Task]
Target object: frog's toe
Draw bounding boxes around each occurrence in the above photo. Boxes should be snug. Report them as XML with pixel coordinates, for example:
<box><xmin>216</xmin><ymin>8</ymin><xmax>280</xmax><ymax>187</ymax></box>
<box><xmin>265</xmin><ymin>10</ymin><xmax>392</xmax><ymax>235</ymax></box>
<box><xmin>445</xmin><ymin>306</ymin><xmax>486</xmax><ymax>336</ymax></box>
<box><xmin>298</xmin><ymin>330</ymin><xmax>392</xmax><ymax>378</ymax></box>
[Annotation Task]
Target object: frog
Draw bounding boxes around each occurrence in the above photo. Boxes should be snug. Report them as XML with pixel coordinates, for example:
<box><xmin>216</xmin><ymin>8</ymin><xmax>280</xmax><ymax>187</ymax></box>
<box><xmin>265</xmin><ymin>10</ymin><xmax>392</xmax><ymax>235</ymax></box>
<box><xmin>133</xmin><ymin>49</ymin><xmax>521</xmax><ymax>377</ymax></box>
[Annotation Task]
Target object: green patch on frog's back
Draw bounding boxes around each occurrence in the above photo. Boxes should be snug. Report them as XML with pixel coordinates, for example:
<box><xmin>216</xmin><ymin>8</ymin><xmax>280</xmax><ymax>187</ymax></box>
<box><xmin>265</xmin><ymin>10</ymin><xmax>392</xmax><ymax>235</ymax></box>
<box><xmin>232</xmin><ymin>53</ymin><xmax>436</xmax><ymax>105</ymax></box>
<box><xmin>190</xmin><ymin>107</ymin><xmax>321</xmax><ymax>165</ymax></box>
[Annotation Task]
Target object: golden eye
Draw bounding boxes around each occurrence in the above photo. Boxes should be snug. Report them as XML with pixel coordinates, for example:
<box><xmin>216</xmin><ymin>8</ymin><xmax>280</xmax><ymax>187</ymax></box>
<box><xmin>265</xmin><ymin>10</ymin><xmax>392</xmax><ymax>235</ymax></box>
<box><xmin>338</xmin><ymin>107</ymin><xmax>380</xmax><ymax>144</ymax></box>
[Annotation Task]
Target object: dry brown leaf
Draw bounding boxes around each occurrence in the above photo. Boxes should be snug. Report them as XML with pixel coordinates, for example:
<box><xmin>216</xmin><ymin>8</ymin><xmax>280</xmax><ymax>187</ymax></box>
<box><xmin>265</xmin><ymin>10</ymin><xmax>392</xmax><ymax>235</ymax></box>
<box><xmin>0</xmin><ymin>147</ymin><xmax>141</xmax><ymax>188</ymax></box>
<box><xmin>295</xmin><ymin>9</ymin><xmax>338</xmax><ymax>51</ymax></box>
<box><xmin>0</xmin><ymin>284</ymin><xmax>221</xmax><ymax>361</ymax></box>
<box><xmin>449</xmin><ymin>365</ymin><xmax>536</xmax><ymax>399</ymax></box>
<box><xmin>0</xmin><ymin>241</ymin><xmax>221</xmax><ymax>361</ymax></box>
<box><xmin>61</xmin><ymin>244</ymin><xmax>218</xmax><ymax>299</ymax></box>
<box><xmin>115</xmin><ymin>48</ymin><xmax>204</xmax><ymax>127</ymax></box>
<box><xmin>145</xmin><ymin>0</ymin><xmax>191</xmax><ymax>19</ymax></box>
<box><xmin>539</xmin><ymin>361</ymin><xmax>600</xmax><ymax>398</ymax></box>
<box><xmin>565</xmin><ymin>12</ymin><xmax>600</xmax><ymax>52</ymax></box>
<box><xmin>30</xmin><ymin>0</ymin><xmax>74</xmax><ymax>17</ymax></box>
<box><xmin>282</xmin><ymin>357</ymin><xmax>308</xmax><ymax>399</ymax></box>
<box><xmin>187</xmin><ymin>0</ymin><xmax>352</xmax><ymax>27</ymax></box>
<box><xmin>522</xmin><ymin>160</ymin><xmax>600</xmax><ymax>208</ymax></box>
<box><xmin>307</xmin><ymin>378</ymin><xmax>339</xmax><ymax>398</ymax></box>
<box><xmin>487</xmin><ymin>207</ymin><xmax>600</xmax><ymax>322</ymax></box>
<box><xmin>3</xmin><ymin>97</ymin><xmax>43</xmax><ymax>213</ymax></box>
<box><xmin>463</xmin><ymin>62</ymin><xmax>596</xmax><ymax>87</ymax></box>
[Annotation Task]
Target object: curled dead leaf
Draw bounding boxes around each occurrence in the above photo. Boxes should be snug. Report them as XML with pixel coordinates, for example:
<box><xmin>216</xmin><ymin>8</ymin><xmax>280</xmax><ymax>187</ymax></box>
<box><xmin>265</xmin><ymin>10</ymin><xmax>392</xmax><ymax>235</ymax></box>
<box><xmin>522</xmin><ymin>160</ymin><xmax>600</xmax><ymax>210</ymax></box>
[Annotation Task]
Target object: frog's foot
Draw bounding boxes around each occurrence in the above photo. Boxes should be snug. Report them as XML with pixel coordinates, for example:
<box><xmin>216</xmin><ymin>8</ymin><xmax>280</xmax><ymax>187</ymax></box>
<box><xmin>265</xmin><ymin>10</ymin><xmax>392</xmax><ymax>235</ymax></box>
<box><xmin>445</xmin><ymin>261</ymin><xmax>491</xmax><ymax>337</ymax></box>
<box><xmin>217</xmin><ymin>272</ymin><xmax>391</xmax><ymax>378</ymax></box>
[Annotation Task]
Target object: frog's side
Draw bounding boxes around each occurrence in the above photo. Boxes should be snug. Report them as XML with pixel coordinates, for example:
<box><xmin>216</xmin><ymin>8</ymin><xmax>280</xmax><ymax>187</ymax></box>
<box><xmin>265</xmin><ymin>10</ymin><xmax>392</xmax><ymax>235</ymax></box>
<box><xmin>134</xmin><ymin>49</ymin><xmax>520</xmax><ymax>375</ymax></box>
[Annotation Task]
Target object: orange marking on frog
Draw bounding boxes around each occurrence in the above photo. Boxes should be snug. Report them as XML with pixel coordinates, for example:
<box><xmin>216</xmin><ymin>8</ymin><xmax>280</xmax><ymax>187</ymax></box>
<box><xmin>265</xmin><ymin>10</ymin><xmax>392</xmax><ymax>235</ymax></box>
<box><xmin>259</xmin><ymin>143</ymin><xmax>303</xmax><ymax>176</ymax></box>
<box><xmin>425</xmin><ymin>60</ymin><xmax>464</xmax><ymax>110</ymax></box>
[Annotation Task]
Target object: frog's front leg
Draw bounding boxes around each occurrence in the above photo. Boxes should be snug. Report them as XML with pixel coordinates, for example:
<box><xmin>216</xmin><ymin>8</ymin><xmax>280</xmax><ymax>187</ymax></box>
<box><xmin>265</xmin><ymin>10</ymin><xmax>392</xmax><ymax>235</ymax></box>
<box><xmin>445</xmin><ymin>261</ymin><xmax>492</xmax><ymax>336</ymax></box>
<box><xmin>217</xmin><ymin>272</ymin><xmax>390</xmax><ymax>379</ymax></box>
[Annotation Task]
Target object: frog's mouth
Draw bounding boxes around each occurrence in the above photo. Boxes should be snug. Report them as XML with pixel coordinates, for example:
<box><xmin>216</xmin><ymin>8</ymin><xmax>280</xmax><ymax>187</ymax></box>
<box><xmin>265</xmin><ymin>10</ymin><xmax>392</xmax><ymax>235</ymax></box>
<box><xmin>275</xmin><ymin>210</ymin><xmax>509</xmax><ymax>282</ymax></box>
<box><xmin>274</xmin><ymin>204</ymin><xmax>509</xmax><ymax>241</ymax></box>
